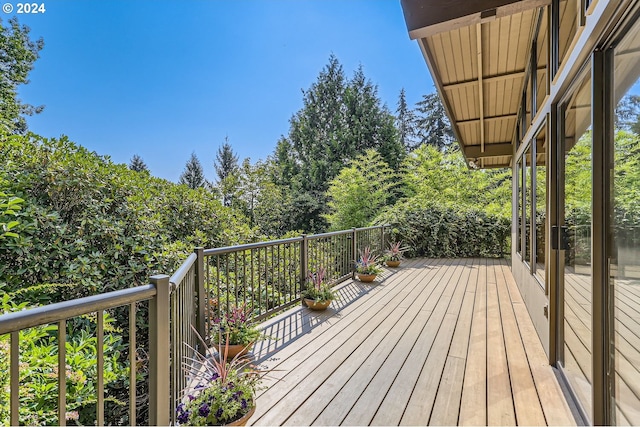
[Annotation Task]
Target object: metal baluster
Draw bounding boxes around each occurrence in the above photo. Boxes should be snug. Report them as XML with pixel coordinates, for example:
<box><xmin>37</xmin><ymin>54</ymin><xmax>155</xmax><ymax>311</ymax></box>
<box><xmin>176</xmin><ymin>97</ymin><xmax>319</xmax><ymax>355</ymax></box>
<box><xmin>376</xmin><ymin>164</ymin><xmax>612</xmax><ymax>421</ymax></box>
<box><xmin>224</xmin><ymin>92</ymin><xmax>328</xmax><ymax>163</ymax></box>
<box><xmin>97</xmin><ymin>310</ymin><xmax>104</xmax><ymax>426</ymax></box>
<box><xmin>58</xmin><ymin>320</ymin><xmax>67</xmax><ymax>426</ymax></box>
<box><xmin>129</xmin><ymin>303</ymin><xmax>136</xmax><ymax>426</ymax></box>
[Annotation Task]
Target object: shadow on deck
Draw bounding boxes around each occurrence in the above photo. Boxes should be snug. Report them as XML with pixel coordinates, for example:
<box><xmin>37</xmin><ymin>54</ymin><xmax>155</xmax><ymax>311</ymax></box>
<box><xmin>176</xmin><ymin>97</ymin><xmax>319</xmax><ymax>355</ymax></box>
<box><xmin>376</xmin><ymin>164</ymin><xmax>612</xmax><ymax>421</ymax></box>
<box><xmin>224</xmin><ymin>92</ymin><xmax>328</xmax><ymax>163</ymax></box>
<box><xmin>244</xmin><ymin>258</ymin><xmax>577</xmax><ymax>426</ymax></box>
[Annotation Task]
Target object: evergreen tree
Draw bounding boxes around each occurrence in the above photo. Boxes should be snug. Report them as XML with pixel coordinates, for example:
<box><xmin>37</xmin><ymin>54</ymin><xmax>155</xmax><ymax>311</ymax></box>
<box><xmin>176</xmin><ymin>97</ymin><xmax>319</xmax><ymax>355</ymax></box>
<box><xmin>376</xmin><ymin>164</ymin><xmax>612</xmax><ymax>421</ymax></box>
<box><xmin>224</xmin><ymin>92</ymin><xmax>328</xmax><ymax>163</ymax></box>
<box><xmin>214</xmin><ymin>138</ymin><xmax>239</xmax><ymax>206</ymax></box>
<box><xmin>0</xmin><ymin>17</ymin><xmax>44</xmax><ymax>134</ymax></box>
<box><xmin>276</xmin><ymin>55</ymin><xmax>404</xmax><ymax>232</ymax></box>
<box><xmin>179</xmin><ymin>152</ymin><xmax>206</xmax><ymax>189</ymax></box>
<box><xmin>414</xmin><ymin>93</ymin><xmax>455</xmax><ymax>150</ymax></box>
<box><xmin>395</xmin><ymin>88</ymin><xmax>418</xmax><ymax>151</ymax></box>
<box><xmin>128</xmin><ymin>154</ymin><xmax>149</xmax><ymax>173</ymax></box>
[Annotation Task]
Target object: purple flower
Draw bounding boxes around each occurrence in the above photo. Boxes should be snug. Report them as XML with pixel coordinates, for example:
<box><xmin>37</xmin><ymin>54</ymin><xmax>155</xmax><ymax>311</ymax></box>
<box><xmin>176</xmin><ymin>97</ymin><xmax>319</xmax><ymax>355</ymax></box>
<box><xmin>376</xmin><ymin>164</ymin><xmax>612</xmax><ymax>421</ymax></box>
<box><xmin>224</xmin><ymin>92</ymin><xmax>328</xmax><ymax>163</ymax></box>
<box><xmin>198</xmin><ymin>403</ymin><xmax>210</xmax><ymax>417</ymax></box>
<box><xmin>210</xmin><ymin>372</ymin><xmax>219</xmax><ymax>381</ymax></box>
<box><xmin>188</xmin><ymin>394</ymin><xmax>195</xmax><ymax>401</ymax></box>
<box><xmin>241</xmin><ymin>399</ymin><xmax>248</xmax><ymax>410</ymax></box>
<box><xmin>215</xmin><ymin>408</ymin><xmax>224</xmax><ymax>419</ymax></box>
<box><xmin>176</xmin><ymin>405</ymin><xmax>190</xmax><ymax>425</ymax></box>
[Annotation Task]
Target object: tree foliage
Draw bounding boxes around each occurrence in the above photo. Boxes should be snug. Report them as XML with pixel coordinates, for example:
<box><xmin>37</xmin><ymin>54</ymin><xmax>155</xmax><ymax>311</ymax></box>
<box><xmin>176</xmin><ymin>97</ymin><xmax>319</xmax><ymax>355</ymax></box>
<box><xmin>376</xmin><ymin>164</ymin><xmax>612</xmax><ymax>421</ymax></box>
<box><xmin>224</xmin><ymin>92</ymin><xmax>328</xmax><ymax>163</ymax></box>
<box><xmin>275</xmin><ymin>55</ymin><xmax>404</xmax><ymax>232</ymax></box>
<box><xmin>0</xmin><ymin>17</ymin><xmax>44</xmax><ymax>134</ymax></box>
<box><xmin>395</xmin><ymin>88</ymin><xmax>418</xmax><ymax>150</ymax></box>
<box><xmin>214</xmin><ymin>139</ymin><xmax>240</xmax><ymax>206</ymax></box>
<box><xmin>128</xmin><ymin>154</ymin><xmax>149</xmax><ymax>173</ymax></box>
<box><xmin>325</xmin><ymin>149</ymin><xmax>397</xmax><ymax>230</ymax></box>
<box><xmin>179</xmin><ymin>152</ymin><xmax>206</xmax><ymax>189</ymax></box>
<box><xmin>413</xmin><ymin>93</ymin><xmax>454</xmax><ymax>150</ymax></box>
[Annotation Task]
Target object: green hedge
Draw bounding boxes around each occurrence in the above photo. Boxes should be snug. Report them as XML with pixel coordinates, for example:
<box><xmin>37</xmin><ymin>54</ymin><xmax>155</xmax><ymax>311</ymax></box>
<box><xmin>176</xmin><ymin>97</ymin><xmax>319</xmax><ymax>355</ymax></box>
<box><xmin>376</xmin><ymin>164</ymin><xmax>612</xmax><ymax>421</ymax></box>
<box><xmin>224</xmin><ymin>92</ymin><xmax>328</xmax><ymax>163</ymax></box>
<box><xmin>374</xmin><ymin>199</ymin><xmax>510</xmax><ymax>258</ymax></box>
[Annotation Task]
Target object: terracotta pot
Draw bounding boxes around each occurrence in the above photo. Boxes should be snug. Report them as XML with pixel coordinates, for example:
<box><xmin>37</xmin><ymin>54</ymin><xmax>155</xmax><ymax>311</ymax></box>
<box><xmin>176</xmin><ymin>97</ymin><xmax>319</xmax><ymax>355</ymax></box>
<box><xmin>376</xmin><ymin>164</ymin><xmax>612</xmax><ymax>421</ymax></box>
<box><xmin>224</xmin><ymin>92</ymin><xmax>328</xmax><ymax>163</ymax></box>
<box><xmin>303</xmin><ymin>298</ymin><xmax>331</xmax><ymax>311</ymax></box>
<box><xmin>216</xmin><ymin>342</ymin><xmax>254</xmax><ymax>359</ymax></box>
<box><xmin>226</xmin><ymin>403</ymin><xmax>256</xmax><ymax>426</ymax></box>
<box><xmin>385</xmin><ymin>260</ymin><xmax>401</xmax><ymax>268</ymax></box>
<box><xmin>356</xmin><ymin>273</ymin><xmax>377</xmax><ymax>282</ymax></box>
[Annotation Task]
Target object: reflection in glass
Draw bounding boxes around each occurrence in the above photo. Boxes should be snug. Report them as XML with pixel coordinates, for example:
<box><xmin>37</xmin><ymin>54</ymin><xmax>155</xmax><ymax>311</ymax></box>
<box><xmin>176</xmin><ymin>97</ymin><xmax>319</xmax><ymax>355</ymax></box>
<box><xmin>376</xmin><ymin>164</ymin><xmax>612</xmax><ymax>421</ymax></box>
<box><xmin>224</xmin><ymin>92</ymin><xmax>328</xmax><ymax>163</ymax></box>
<box><xmin>525</xmin><ymin>145</ymin><xmax>532</xmax><ymax>263</ymax></box>
<box><xmin>558</xmin><ymin>0</ymin><xmax>577</xmax><ymax>69</ymax></box>
<box><xmin>535</xmin><ymin>128</ymin><xmax>546</xmax><ymax>285</ymax></box>
<box><xmin>517</xmin><ymin>157</ymin><xmax>523</xmax><ymax>256</ymax></box>
<box><xmin>612</xmin><ymin>18</ymin><xmax>640</xmax><ymax>425</ymax></box>
<box><xmin>536</xmin><ymin>6</ymin><xmax>549</xmax><ymax>113</ymax></box>
<box><xmin>562</xmin><ymin>72</ymin><xmax>592</xmax><ymax>418</ymax></box>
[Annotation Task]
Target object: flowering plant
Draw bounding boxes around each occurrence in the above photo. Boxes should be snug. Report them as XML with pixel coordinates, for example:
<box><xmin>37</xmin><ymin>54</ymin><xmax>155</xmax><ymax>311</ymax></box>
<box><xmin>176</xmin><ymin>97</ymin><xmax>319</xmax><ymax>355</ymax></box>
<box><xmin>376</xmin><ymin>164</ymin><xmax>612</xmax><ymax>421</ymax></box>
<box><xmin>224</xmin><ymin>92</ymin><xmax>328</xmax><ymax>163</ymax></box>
<box><xmin>177</xmin><ymin>330</ymin><xmax>265</xmax><ymax>426</ymax></box>
<box><xmin>384</xmin><ymin>241</ymin><xmax>409</xmax><ymax>262</ymax></box>
<box><xmin>301</xmin><ymin>267</ymin><xmax>337</xmax><ymax>302</ymax></box>
<box><xmin>355</xmin><ymin>247</ymin><xmax>384</xmax><ymax>275</ymax></box>
<box><xmin>210</xmin><ymin>304</ymin><xmax>262</xmax><ymax>346</ymax></box>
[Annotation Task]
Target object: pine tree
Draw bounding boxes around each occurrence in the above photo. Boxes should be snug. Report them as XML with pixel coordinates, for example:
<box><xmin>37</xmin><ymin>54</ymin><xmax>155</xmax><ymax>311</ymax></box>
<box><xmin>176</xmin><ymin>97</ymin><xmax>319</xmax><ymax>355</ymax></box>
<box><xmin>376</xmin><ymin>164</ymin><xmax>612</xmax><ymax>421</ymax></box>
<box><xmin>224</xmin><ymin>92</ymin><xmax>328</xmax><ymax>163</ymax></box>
<box><xmin>276</xmin><ymin>55</ymin><xmax>405</xmax><ymax>232</ymax></box>
<box><xmin>128</xmin><ymin>154</ymin><xmax>149</xmax><ymax>173</ymax></box>
<box><xmin>414</xmin><ymin>93</ymin><xmax>455</xmax><ymax>150</ymax></box>
<box><xmin>395</xmin><ymin>88</ymin><xmax>418</xmax><ymax>150</ymax></box>
<box><xmin>179</xmin><ymin>152</ymin><xmax>205</xmax><ymax>189</ymax></box>
<box><xmin>214</xmin><ymin>138</ymin><xmax>239</xmax><ymax>206</ymax></box>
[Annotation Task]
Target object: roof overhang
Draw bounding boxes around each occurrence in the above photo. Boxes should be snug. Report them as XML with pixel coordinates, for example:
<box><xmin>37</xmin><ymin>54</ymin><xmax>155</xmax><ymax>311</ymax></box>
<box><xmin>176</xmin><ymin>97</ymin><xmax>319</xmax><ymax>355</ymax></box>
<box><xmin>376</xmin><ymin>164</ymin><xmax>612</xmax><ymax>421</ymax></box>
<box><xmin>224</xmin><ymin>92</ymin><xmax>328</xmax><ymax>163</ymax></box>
<box><xmin>401</xmin><ymin>0</ymin><xmax>550</xmax><ymax>169</ymax></box>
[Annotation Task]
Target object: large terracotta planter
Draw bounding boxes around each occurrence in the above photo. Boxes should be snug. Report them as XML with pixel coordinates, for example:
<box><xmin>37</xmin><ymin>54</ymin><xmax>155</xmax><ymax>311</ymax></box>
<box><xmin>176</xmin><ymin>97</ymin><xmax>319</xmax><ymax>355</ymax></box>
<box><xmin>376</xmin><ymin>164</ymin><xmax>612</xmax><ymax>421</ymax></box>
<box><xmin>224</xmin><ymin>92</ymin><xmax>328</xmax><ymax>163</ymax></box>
<box><xmin>226</xmin><ymin>404</ymin><xmax>256</xmax><ymax>426</ymax></box>
<box><xmin>356</xmin><ymin>273</ymin><xmax>377</xmax><ymax>283</ymax></box>
<box><xmin>216</xmin><ymin>342</ymin><xmax>254</xmax><ymax>359</ymax></box>
<box><xmin>303</xmin><ymin>298</ymin><xmax>331</xmax><ymax>311</ymax></box>
<box><xmin>385</xmin><ymin>260</ymin><xmax>401</xmax><ymax>268</ymax></box>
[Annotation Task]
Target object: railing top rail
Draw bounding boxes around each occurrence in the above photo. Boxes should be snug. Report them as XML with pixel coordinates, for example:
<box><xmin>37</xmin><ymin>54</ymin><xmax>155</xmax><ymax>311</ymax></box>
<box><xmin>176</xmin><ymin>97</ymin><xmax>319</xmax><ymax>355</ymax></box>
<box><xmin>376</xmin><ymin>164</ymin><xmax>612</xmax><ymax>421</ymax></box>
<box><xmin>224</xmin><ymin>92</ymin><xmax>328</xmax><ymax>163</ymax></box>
<box><xmin>306</xmin><ymin>229</ymin><xmax>353</xmax><ymax>240</ymax></box>
<box><xmin>170</xmin><ymin>252</ymin><xmax>197</xmax><ymax>287</ymax></box>
<box><xmin>354</xmin><ymin>225</ymin><xmax>388</xmax><ymax>232</ymax></box>
<box><xmin>202</xmin><ymin>236</ymin><xmax>303</xmax><ymax>256</ymax></box>
<box><xmin>0</xmin><ymin>284</ymin><xmax>157</xmax><ymax>335</ymax></box>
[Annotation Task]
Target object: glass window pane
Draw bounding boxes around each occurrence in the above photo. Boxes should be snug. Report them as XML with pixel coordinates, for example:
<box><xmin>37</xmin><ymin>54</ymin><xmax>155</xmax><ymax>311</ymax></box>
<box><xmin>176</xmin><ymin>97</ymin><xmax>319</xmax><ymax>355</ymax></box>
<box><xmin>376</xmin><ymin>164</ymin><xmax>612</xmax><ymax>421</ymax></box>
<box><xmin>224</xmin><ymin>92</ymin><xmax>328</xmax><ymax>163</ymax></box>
<box><xmin>536</xmin><ymin>7</ymin><xmax>549</xmax><ymax>113</ymax></box>
<box><xmin>558</xmin><ymin>0</ymin><xmax>578</xmax><ymax>70</ymax></box>
<box><xmin>525</xmin><ymin>145</ymin><xmax>532</xmax><ymax>263</ymax></box>
<box><xmin>612</xmin><ymin>17</ymin><xmax>640</xmax><ymax>426</ymax></box>
<box><xmin>562</xmin><ymin>71</ymin><xmax>592</xmax><ymax>418</ymax></box>
<box><xmin>535</xmin><ymin>127</ymin><xmax>547</xmax><ymax>285</ymax></box>
<box><xmin>517</xmin><ymin>157</ymin><xmax>523</xmax><ymax>256</ymax></box>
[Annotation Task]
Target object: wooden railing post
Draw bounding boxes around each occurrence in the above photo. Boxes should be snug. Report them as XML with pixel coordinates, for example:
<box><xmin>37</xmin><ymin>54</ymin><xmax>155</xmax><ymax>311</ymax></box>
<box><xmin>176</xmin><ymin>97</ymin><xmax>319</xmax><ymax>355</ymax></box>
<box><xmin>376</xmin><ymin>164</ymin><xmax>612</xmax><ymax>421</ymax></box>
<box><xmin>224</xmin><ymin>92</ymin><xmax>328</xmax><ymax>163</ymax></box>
<box><xmin>300</xmin><ymin>235</ymin><xmax>308</xmax><ymax>295</ymax></box>
<box><xmin>194</xmin><ymin>247</ymin><xmax>206</xmax><ymax>354</ymax></box>
<box><xmin>380</xmin><ymin>225</ymin><xmax>385</xmax><ymax>252</ymax></box>
<box><xmin>149</xmin><ymin>274</ymin><xmax>170</xmax><ymax>426</ymax></box>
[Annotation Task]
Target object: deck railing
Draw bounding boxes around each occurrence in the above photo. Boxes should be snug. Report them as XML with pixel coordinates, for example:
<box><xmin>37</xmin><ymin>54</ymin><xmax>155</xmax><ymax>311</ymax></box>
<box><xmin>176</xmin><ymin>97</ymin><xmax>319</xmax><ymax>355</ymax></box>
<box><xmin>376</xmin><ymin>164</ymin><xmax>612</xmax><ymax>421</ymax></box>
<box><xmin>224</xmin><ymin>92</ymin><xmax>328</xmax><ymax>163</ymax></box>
<box><xmin>0</xmin><ymin>225</ymin><xmax>387</xmax><ymax>425</ymax></box>
<box><xmin>0</xmin><ymin>276</ymin><xmax>171</xmax><ymax>426</ymax></box>
<box><xmin>167</xmin><ymin>225</ymin><xmax>388</xmax><ymax>423</ymax></box>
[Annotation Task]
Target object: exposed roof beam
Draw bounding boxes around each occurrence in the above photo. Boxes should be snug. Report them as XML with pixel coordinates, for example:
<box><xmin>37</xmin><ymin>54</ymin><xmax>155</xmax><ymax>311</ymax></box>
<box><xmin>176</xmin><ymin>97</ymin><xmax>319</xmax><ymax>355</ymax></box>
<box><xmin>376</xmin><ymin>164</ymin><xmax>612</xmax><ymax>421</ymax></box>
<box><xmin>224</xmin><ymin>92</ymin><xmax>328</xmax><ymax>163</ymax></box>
<box><xmin>477</xmin><ymin>23</ymin><xmax>485</xmax><ymax>153</ymax></box>
<box><xmin>443</xmin><ymin>67</ymin><xmax>547</xmax><ymax>91</ymax></box>
<box><xmin>465</xmin><ymin>142</ymin><xmax>513</xmax><ymax>158</ymax></box>
<box><xmin>457</xmin><ymin>113</ymin><xmax>518</xmax><ymax>125</ymax></box>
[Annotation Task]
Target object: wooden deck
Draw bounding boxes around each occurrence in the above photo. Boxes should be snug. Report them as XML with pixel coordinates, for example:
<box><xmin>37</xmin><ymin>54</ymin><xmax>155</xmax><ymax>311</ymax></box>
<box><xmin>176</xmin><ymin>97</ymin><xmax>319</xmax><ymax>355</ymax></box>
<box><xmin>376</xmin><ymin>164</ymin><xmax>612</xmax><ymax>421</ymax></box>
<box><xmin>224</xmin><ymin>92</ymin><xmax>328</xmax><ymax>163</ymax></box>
<box><xmin>247</xmin><ymin>258</ymin><xmax>577</xmax><ymax>426</ymax></box>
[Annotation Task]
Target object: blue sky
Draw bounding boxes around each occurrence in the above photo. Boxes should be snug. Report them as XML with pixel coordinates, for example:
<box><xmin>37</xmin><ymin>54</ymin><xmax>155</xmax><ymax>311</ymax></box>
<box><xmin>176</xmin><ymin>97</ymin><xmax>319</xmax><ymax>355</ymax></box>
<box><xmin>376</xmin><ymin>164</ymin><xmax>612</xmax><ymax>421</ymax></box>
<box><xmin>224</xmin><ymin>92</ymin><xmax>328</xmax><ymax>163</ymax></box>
<box><xmin>10</xmin><ymin>1</ymin><xmax>435</xmax><ymax>182</ymax></box>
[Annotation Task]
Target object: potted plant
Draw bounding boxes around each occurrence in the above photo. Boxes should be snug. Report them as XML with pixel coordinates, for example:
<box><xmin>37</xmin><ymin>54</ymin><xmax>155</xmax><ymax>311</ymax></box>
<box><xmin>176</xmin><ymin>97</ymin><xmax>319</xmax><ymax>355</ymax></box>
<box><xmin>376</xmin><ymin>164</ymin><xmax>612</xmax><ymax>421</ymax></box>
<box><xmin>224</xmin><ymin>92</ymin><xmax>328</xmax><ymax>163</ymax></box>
<box><xmin>210</xmin><ymin>304</ymin><xmax>262</xmax><ymax>359</ymax></box>
<box><xmin>177</xmin><ymin>331</ymin><xmax>266</xmax><ymax>426</ymax></box>
<box><xmin>384</xmin><ymin>241</ymin><xmax>408</xmax><ymax>267</ymax></box>
<box><xmin>301</xmin><ymin>267</ymin><xmax>337</xmax><ymax>311</ymax></box>
<box><xmin>354</xmin><ymin>246</ymin><xmax>383</xmax><ymax>283</ymax></box>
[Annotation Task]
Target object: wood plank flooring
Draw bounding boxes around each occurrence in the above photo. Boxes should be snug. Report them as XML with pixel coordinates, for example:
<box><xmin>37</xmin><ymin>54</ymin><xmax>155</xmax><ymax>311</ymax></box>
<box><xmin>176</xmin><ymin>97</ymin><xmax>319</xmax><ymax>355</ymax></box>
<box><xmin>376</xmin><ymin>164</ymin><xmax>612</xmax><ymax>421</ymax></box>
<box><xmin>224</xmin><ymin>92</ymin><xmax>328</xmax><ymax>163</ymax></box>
<box><xmin>246</xmin><ymin>258</ymin><xmax>576</xmax><ymax>426</ymax></box>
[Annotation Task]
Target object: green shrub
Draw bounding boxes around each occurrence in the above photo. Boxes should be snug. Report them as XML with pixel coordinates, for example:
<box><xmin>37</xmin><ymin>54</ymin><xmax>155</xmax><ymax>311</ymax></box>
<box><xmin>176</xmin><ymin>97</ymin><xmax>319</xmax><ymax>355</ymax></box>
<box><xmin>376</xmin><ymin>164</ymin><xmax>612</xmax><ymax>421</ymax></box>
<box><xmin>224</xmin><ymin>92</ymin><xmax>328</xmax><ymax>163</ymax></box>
<box><xmin>374</xmin><ymin>199</ymin><xmax>510</xmax><ymax>258</ymax></box>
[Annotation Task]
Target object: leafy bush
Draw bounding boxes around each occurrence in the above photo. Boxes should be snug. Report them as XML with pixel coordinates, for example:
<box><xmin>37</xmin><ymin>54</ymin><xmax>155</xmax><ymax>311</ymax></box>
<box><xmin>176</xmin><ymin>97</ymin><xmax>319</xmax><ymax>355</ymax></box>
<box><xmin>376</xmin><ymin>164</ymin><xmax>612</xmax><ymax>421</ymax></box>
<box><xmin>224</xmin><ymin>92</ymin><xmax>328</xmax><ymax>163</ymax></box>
<box><xmin>374</xmin><ymin>198</ymin><xmax>510</xmax><ymax>258</ymax></box>
<box><xmin>0</xmin><ymin>295</ymin><xmax>128</xmax><ymax>426</ymax></box>
<box><xmin>0</xmin><ymin>131</ymin><xmax>255</xmax><ymax>424</ymax></box>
